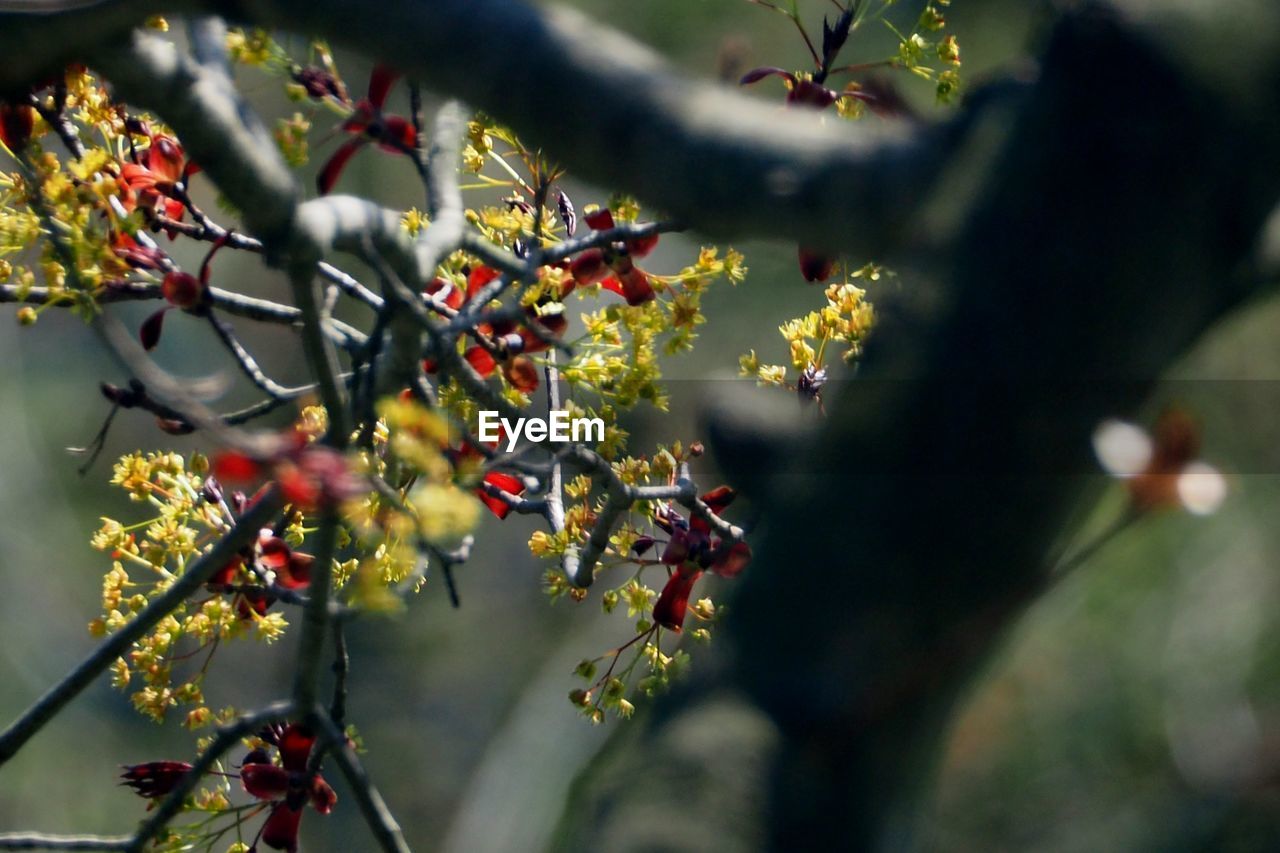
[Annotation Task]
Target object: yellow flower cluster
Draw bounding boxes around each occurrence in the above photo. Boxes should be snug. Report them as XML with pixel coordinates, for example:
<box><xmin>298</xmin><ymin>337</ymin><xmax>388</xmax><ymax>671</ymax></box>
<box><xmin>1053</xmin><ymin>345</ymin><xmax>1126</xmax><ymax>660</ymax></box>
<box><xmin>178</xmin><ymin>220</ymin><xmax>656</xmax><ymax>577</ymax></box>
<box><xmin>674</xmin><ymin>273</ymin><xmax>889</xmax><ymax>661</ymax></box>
<box><xmin>740</xmin><ymin>275</ymin><xmax>877</xmax><ymax>388</ymax></box>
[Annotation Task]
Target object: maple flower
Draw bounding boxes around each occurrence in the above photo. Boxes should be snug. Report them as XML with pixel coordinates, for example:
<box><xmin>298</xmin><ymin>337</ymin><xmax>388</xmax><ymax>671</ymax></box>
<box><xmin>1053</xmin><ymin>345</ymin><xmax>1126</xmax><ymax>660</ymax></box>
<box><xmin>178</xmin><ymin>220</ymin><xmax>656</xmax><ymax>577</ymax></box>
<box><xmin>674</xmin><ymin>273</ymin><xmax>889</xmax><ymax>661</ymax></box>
<box><xmin>419</xmin><ymin>265</ymin><xmax>567</xmax><ymax>387</ymax></box>
<box><xmin>566</xmin><ymin>207</ymin><xmax>659</xmax><ymax>306</ymax></box>
<box><xmin>241</xmin><ymin>723</ymin><xmax>336</xmax><ymax>852</ymax></box>
<box><xmin>212</xmin><ymin>430</ymin><xmax>363</xmax><ymax>512</ymax></box>
<box><xmin>651</xmin><ymin>486</ymin><xmax>751</xmax><ymax>632</ymax></box>
<box><xmin>118</xmin><ymin>133</ymin><xmax>194</xmax><ymax>229</ymax></box>
<box><xmin>317</xmin><ymin>65</ymin><xmax>416</xmax><ymax>194</ymax></box>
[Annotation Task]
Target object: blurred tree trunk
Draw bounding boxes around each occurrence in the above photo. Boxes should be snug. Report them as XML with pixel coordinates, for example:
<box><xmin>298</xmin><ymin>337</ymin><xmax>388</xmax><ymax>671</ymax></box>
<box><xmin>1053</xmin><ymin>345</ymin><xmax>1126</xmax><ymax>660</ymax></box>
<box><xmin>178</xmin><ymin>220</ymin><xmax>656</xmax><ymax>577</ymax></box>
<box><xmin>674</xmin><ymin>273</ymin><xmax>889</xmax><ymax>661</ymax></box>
<box><xmin>553</xmin><ymin>3</ymin><xmax>1280</xmax><ymax>850</ymax></box>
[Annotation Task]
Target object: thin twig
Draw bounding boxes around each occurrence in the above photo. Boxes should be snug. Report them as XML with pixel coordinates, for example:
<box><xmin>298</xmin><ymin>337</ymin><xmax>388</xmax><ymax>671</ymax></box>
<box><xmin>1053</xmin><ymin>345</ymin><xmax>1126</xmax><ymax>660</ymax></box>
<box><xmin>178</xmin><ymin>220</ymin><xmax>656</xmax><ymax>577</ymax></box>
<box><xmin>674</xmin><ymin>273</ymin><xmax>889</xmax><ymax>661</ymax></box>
<box><xmin>291</xmin><ymin>506</ymin><xmax>340</xmax><ymax>712</ymax></box>
<box><xmin>0</xmin><ymin>832</ymin><xmax>132</xmax><ymax>851</ymax></box>
<box><xmin>310</xmin><ymin>709</ymin><xmax>412</xmax><ymax>853</ymax></box>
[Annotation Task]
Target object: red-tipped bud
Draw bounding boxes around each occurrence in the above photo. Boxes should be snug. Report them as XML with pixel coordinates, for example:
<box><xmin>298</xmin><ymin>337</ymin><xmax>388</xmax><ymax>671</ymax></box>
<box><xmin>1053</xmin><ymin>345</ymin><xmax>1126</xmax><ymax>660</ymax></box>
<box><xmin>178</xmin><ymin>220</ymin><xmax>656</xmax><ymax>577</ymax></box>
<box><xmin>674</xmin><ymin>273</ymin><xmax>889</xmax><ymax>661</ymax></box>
<box><xmin>583</xmin><ymin>208</ymin><xmax>615</xmax><ymax>231</ymax></box>
<box><xmin>798</xmin><ymin>247</ymin><xmax>836</xmax><ymax>282</ymax></box>
<box><xmin>241</xmin><ymin>762</ymin><xmax>290</xmax><ymax>801</ymax></box>
<box><xmin>503</xmin><ymin>355</ymin><xmax>540</xmax><ymax>393</ymax></box>
<box><xmin>0</xmin><ymin>103</ymin><xmax>35</xmax><ymax>152</ymax></box>
<box><xmin>120</xmin><ymin>761</ymin><xmax>193</xmax><ymax>799</ymax></box>
<box><xmin>139</xmin><ymin>308</ymin><xmax>167</xmax><ymax>351</ymax></box>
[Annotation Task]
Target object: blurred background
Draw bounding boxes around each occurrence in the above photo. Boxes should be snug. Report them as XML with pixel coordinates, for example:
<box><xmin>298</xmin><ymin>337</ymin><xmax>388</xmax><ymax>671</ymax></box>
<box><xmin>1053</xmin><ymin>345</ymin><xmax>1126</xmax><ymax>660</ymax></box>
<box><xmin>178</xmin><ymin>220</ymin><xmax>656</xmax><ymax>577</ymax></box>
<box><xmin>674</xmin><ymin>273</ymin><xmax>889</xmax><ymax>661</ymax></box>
<box><xmin>6</xmin><ymin>0</ymin><xmax>1280</xmax><ymax>850</ymax></box>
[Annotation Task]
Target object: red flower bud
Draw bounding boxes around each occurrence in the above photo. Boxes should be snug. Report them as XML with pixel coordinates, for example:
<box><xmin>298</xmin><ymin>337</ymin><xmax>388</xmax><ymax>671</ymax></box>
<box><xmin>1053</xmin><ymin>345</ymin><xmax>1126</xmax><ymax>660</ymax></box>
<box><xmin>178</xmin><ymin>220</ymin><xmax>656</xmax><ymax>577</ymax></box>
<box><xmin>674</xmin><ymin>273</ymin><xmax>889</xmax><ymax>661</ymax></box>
<box><xmin>603</xmin><ymin>267</ymin><xmax>655</xmax><ymax>306</ymax></box>
<box><xmin>309</xmin><ymin>776</ymin><xmax>338</xmax><ymax>814</ymax></box>
<box><xmin>464</xmin><ymin>345</ymin><xmax>497</xmax><ymax>377</ymax></box>
<box><xmin>241</xmin><ymin>762</ymin><xmax>290</xmax><ymax>801</ymax></box>
<box><xmin>626</xmin><ymin>233</ymin><xmax>659</xmax><ymax>258</ymax></box>
<box><xmin>317</xmin><ymin>137</ymin><xmax>366</xmax><ymax>194</ymax></box>
<box><xmin>161</xmin><ymin>270</ymin><xmax>205</xmax><ymax>309</ymax></box>
<box><xmin>120</xmin><ymin>761</ymin><xmax>193</xmax><ymax>798</ymax></box>
<box><xmin>277</xmin><ymin>723</ymin><xmax>316</xmax><ymax>772</ymax></box>
<box><xmin>570</xmin><ymin>249</ymin><xmax>609</xmax><ymax>286</ymax></box>
<box><xmin>466</xmin><ymin>265</ymin><xmax>501</xmax><ymax>300</ymax></box>
<box><xmin>212</xmin><ymin>451</ymin><xmax>263</xmax><ymax>485</ymax></box>
<box><xmin>503</xmin><ymin>355</ymin><xmax>540</xmax><ymax>393</ymax></box>
<box><xmin>366</xmin><ymin>65</ymin><xmax>401</xmax><ymax>111</ymax></box>
<box><xmin>139</xmin><ymin>308</ymin><xmax>168</xmax><ymax>351</ymax></box>
<box><xmin>425</xmin><ymin>276</ymin><xmax>464</xmax><ymax>310</ymax></box>
<box><xmin>786</xmin><ymin>79</ymin><xmax>839</xmax><ymax>109</ymax></box>
<box><xmin>583</xmin><ymin>208</ymin><xmax>615</xmax><ymax>231</ymax></box>
<box><xmin>700</xmin><ymin>485</ymin><xmax>736</xmax><ymax>514</ymax></box>
<box><xmin>798</xmin><ymin>247</ymin><xmax>835</xmax><ymax>283</ymax></box>
<box><xmin>146</xmin><ymin>135</ymin><xmax>186</xmax><ymax>185</ymax></box>
<box><xmin>261</xmin><ymin>802</ymin><xmax>304</xmax><ymax>852</ymax></box>
<box><xmin>0</xmin><ymin>103</ymin><xmax>35</xmax><ymax>152</ymax></box>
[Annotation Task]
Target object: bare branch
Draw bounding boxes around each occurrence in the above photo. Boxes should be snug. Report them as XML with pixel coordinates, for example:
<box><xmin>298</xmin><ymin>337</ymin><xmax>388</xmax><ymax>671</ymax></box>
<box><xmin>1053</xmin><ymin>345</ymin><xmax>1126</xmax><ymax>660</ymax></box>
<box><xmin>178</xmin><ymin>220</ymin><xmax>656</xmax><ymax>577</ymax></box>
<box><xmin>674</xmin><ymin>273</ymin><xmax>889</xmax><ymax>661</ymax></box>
<box><xmin>0</xmin><ymin>833</ymin><xmax>132</xmax><ymax>851</ymax></box>
<box><xmin>311</xmin><ymin>710</ymin><xmax>412</xmax><ymax>853</ymax></box>
<box><xmin>290</xmin><ymin>506</ymin><xmax>339</xmax><ymax>711</ymax></box>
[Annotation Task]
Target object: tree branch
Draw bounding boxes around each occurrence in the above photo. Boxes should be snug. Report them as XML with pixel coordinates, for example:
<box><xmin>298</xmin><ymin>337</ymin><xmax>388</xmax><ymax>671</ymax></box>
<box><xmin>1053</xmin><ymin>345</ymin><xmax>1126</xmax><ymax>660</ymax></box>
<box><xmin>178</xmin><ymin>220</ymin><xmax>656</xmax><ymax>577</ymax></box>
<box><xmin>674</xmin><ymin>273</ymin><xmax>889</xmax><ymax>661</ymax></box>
<box><xmin>0</xmin><ymin>833</ymin><xmax>132</xmax><ymax>851</ymax></box>
<box><xmin>311</xmin><ymin>709</ymin><xmax>412</xmax><ymax>853</ymax></box>
<box><xmin>0</xmin><ymin>488</ymin><xmax>283</xmax><ymax>766</ymax></box>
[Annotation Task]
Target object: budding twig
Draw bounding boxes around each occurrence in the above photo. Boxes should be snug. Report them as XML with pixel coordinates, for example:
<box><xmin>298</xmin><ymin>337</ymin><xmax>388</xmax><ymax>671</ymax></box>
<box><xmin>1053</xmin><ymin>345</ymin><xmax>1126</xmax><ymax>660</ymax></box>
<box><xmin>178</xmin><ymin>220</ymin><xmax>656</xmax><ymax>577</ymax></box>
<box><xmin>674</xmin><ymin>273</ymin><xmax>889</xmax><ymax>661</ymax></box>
<box><xmin>0</xmin><ymin>489</ymin><xmax>284</xmax><ymax>766</ymax></box>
